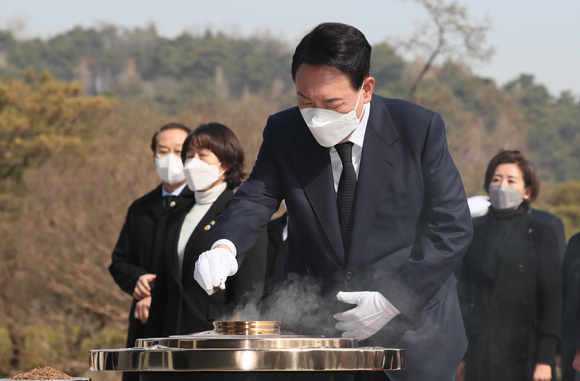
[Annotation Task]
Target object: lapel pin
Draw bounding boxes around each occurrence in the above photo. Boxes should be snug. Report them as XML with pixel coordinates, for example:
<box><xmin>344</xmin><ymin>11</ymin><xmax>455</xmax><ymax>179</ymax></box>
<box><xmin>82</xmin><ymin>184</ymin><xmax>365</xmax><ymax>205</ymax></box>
<box><xmin>204</xmin><ymin>220</ymin><xmax>216</xmax><ymax>231</ymax></box>
<box><xmin>169</xmin><ymin>201</ymin><xmax>176</xmax><ymax>207</ymax></box>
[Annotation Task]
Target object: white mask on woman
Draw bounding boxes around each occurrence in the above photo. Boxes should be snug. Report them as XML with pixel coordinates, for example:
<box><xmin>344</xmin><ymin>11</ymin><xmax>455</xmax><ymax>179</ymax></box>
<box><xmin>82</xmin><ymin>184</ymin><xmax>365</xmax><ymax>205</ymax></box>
<box><xmin>183</xmin><ymin>158</ymin><xmax>224</xmax><ymax>191</ymax></box>
<box><xmin>489</xmin><ymin>184</ymin><xmax>524</xmax><ymax>210</ymax></box>
<box><xmin>300</xmin><ymin>85</ymin><xmax>364</xmax><ymax>148</ymax></box>
<box><xmin>155</xmin><ymin>153</ymin><xmax>185</xmax><ymax>185</ymax></box>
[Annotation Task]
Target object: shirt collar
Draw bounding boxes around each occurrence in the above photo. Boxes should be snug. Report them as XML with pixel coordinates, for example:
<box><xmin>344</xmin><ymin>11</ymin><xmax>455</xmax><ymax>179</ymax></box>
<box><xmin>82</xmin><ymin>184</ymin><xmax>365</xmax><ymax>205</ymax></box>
<box><xmin>347</xmin><ymin>102</ymin><xmax>371</xmax><ymax>148</ymax></box>
<box><xmin>162</xmin><ymin>182</ymin><xmax>187</xmax><ymax>197</ymax></box>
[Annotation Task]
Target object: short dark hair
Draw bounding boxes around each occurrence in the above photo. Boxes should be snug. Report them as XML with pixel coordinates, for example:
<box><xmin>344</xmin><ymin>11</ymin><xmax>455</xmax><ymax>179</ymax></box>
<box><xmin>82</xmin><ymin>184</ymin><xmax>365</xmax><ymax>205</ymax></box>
<box><xmin>484</xmin><ymin>150</ymin><xmax>540</xmax><ymax>205</ymax></box>
<box><xmin>150</xmin><ymin>123</ymin><xmax>191</xmax><ymax>153</ymax></box>
<box><xmin>181</xmin><ymin>123</ymin><xmax>246</xmax><ymax>189</ymax></box>
<box><xmin>291</xmin><ymin>22</ymin><xmax>371</xmax><ymax>90</ymax></box>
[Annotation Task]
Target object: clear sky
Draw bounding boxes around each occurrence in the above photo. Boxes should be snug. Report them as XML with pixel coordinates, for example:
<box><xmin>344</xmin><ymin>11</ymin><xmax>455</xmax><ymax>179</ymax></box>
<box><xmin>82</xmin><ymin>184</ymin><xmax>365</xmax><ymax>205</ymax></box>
<box><xmin>2</xmin><ymin>0</ymin><xmax>578</xmax><ymax>98</ymax></box>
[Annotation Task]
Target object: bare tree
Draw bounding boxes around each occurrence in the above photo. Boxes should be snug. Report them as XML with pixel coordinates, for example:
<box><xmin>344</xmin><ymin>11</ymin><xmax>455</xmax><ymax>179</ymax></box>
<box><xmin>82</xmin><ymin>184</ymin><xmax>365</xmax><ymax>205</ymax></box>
<box><xmin>397</xmin><ymin>0</ymin><xmax>495</xmax><ymax>99</ymax></box>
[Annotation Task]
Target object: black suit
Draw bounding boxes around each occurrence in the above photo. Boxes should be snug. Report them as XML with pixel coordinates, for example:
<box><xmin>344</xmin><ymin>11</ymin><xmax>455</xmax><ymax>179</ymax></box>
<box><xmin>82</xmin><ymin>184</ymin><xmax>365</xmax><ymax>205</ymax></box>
<box><xmin>109</xmin><ymin>185</ymin><xmax>194</xmax><ymax>381</ymax></box>
<box><xmin>212</xmin><ymin>95</ymin><xmax>473</xmax><ymax>381</ymax></box>
<box><xmin>146</xmin><ymin>188</ymin><xmax>268</xmax><ymax>336</ymax></box>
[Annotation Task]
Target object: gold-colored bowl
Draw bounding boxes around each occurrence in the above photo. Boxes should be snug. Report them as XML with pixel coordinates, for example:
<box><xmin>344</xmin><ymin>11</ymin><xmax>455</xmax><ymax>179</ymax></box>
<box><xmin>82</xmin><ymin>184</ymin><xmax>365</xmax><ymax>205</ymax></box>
<box><xmin>213</xmin><ymin>320</ymin><xmax>281</xmax><ymax>335</ymax></box>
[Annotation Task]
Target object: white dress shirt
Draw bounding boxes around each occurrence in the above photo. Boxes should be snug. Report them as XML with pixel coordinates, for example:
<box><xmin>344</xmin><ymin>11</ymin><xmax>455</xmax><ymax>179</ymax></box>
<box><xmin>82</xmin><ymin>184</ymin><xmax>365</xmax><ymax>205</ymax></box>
<box><xmin>329</xmin><ymin>102</ymin><xmax>370</xmax><ymax>193</ymax></box>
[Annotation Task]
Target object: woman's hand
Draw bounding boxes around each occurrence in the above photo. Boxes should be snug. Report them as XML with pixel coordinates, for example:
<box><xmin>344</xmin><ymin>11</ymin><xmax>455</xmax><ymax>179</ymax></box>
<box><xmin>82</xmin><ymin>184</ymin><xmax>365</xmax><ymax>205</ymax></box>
<box><xmin>456</xmin><ymin>361</ymin><xmax>466</xmax><ymax>381</ymax></box>
<box><xmin>533</xmin><ymin>362</ymin><xmax>552</xmax><ymax>381</ymax></box>
<box><xmin>134</xmin><ymin>296</ymin><xmax>151</xmax><ymax>324</ymax></box>
<box><xmin>133</xmin><ymin>274</ymin><xmax>156</xmax><ymax>299</ymax></box>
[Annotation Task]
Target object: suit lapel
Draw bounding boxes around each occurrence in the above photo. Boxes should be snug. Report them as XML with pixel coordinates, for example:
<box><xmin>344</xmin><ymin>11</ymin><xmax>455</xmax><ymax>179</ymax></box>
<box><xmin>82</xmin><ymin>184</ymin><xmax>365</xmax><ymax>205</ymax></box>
<box><xmin>348</xmin><ymin>97</ymin><xmax>401</xmax><ymax>264</ymax></box>
<box><xmin>292</xmin><ymin>129</ymin><xmax>345</xmax><ymax>264</ymax></box>
<box><xmin>148</xmin><ymin>185</ymin><xmax>165</xmax><ymax>219</ymax></box>
<box><xmin>150</xmin><ymin>186</ymin><xmax>196</xmax><ymax>272</ymax></box>
<box><xmin>164</xmin><ymin>208</ymin><xmax>189</xmax><ymax>286</ymax></box>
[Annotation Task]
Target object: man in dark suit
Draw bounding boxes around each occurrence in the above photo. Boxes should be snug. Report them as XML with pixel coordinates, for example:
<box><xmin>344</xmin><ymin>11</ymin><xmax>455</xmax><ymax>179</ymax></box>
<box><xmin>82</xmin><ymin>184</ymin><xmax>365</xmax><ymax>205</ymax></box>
<box><xmin>193</xmin><ymin>23</ymin><xmax>473</xmax><ymax>381</ymax></box>
<box><xmin>109</xmin><ymin>123</ymin><xmax>192</xmax><ymax>381</ymax></box>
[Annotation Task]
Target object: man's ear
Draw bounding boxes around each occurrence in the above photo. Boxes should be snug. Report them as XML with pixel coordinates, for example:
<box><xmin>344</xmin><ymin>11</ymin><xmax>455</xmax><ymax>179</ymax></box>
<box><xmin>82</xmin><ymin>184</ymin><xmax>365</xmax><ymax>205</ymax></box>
<box><xmin>363</xmin><ymin>77</ymin><xmax>375</xmax><ymax>103</ymax></box>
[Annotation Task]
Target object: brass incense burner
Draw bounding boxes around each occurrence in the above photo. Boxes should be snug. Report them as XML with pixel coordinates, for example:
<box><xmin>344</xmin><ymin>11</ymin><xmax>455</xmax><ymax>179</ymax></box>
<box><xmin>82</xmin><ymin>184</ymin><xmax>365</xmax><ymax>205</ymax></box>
<box><xmin>90</xmin><ymin>320</ymin><xmax>404</xmax><ymax>380</ymax></box>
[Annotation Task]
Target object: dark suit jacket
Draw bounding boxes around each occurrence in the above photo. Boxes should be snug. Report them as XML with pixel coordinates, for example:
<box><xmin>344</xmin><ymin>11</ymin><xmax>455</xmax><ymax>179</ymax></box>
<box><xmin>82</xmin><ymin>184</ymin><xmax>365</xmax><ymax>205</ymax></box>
<box><xmin>212</xmin><ymin>94</ymin><xmax>474</xmax><ymax>381</ymax></box>
<box><xmin>109</xmin><ymin>184</ymin><xmax>194</xmax><ymax>349</ymax></box>
<box><xmin>146</xmin><ymin>188</ymin><xmax>268</xmax><ymax>336</ymax></box>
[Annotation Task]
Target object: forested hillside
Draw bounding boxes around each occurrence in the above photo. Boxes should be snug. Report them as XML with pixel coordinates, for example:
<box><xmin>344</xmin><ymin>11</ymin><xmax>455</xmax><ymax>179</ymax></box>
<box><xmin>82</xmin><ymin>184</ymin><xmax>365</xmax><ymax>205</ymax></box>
<box><xmin>1</xmin><ymin>25</ymin><xmax>578</xmax><ymax>185</ymax></box>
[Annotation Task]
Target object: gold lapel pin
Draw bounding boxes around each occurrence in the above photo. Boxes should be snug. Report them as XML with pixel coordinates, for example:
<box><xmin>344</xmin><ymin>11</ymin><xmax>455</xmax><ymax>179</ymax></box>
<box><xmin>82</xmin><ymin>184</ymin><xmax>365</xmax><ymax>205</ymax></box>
<box><xmin>204</xmin><ymin>220</ymin><xmax>216</xmax><ymax>230</ymax></box>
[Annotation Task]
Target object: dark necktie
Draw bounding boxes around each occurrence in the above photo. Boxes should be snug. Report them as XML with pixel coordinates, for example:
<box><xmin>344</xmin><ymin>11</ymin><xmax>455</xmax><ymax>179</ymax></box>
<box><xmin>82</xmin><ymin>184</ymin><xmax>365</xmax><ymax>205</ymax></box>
<box><xmin>163</xmin><ymin>195</ymin><xmax>175</xmax><ymax>209</ymax></box>
<box><xmin>335</xmin><ymin>142</ymin><xmax>356</xmax><ymax>254</ymax></box>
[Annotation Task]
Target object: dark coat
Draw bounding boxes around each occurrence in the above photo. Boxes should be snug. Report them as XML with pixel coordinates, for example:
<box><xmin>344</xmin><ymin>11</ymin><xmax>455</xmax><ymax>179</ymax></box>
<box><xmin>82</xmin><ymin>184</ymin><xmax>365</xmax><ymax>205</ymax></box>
<box><xmin>529</xmin><ymin>208</ymin><xmax>567</xmax><ymax>260</ymax></box>
<box><xmin>109</xmin><ymin>184</ymin><xmax>195</xmax><ymax>348</ymax></box>
<box><xmin>146</xmin><ymin>188</ymin><xmax>268</xmax><ymax>336</ymax></box>
<box><xmin>459</xmin><ymin>208</ymin><xmax>561</xmax><ymax>381</ymax></box>
<box><xmin>212</xmin><ymin>95</ymin><xmax>474</xmax><ymax>381</ymax></box>
<box><xmin>561</xmin><ymin>232</ymin><xmax>580</xmax><ymax>381</ymax></box>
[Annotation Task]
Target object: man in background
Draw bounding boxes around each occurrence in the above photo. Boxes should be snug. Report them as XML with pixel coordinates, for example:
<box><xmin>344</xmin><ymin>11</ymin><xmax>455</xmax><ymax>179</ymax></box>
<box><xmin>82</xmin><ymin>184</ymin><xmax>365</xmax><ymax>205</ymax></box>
<box><xmin>109</xmin><ymin>123</ymin><xmax>192</xmax><ymax>381</ymax></box>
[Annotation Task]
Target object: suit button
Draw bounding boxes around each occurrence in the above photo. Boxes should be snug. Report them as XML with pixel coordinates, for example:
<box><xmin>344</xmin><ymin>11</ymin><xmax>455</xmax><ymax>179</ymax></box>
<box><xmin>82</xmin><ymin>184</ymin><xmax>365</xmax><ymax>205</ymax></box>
<box><xmin>518</xmin><ymin>264</ymin><xmax>524</xmax><ymax>273</ymax></box>
<box><xmin>345</xmin><ymin>272</ymin><xmax>353</xmax><ymax>280</ymax></box>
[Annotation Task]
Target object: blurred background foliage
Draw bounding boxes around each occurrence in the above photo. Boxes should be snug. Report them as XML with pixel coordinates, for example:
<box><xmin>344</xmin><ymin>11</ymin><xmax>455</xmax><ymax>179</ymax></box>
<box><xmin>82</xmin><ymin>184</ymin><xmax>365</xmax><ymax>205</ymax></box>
<box><xmin>0</xmin><ymin>18</ymin><xmax>579</xmax><ymax>380</ymax></box>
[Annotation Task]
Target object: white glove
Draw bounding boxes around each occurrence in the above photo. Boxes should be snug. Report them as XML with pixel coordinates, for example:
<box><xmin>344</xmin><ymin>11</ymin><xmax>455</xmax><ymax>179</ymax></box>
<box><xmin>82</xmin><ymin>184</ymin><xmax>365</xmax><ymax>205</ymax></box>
<box><xmin>193</xmin><ymin>247</ymin><xmax>238</xmax><ymax>295</ymax></box>
<box><xmin>334</xmin><ymin>291</ymin><xmax>400</xmax><ymax>340</ymax></box>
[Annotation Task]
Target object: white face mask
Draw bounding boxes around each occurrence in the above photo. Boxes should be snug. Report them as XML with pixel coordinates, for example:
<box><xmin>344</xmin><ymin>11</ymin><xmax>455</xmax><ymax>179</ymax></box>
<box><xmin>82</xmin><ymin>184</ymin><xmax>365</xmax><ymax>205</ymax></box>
<box><xmin>300</xmin><ymin>85</ymin><xmax>365</xmax><ymax>148</ymax></box>
<box><xmin>155</xmin><ymin>153</ymin><xmax>185</xmax><ymax>185</ymax></box>
<box><xmin>489</xmin><ymin>184</ymin><xmax>524</xmax><ymax>211</ymax></box>
<box><xmin>183</xmin><ymin>158</ymin><xmax>225</xmax><ymax>191</ymax></box>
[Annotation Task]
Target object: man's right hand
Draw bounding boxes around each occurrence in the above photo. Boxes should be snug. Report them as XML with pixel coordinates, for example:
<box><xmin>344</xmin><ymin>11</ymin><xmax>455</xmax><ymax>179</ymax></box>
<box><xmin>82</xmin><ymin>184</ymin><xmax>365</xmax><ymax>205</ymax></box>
<box><xmin>133</xmin><ymin>273</ymin><xmax>156</xmax><ymax>300</ymax></box>
<box><xmin>194</xmin><ymin>247</ymin><xmax>238</xmax><ymax>295</ymax></box>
